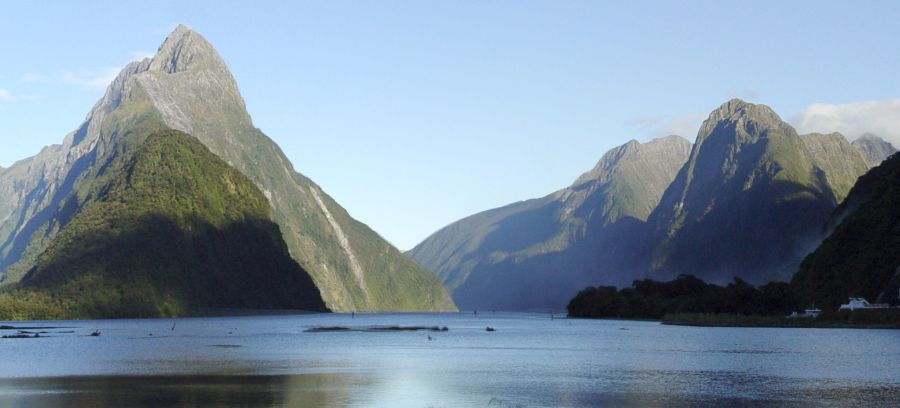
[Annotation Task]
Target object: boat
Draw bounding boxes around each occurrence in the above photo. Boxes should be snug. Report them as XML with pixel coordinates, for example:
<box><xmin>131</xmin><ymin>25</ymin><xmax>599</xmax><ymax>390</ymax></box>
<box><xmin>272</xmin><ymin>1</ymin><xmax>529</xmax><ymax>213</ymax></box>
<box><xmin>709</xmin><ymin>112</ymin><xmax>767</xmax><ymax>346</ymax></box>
<box><xmin>838</xmin><ymin>298</ymin><xmax>889</xmax><ymax>311</ymax></box>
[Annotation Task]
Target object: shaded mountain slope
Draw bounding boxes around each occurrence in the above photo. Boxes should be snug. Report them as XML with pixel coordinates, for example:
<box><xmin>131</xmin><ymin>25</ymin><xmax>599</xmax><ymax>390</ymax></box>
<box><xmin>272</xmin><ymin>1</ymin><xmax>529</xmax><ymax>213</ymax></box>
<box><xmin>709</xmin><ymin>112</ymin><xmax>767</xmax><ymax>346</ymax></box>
<box><xmin>411</xmin><ymin>136</ymin><xmax>691</xmax><ymax>310</ymax></box>
<box><xmin>791</xmin><ymin>153</ymin><xmax>900</xmax><ymax>310</ymax></box>
<box><xmin>0</xmin><ymin>129</ymin><xmax>326</xmax><ymax>319</ymax></box>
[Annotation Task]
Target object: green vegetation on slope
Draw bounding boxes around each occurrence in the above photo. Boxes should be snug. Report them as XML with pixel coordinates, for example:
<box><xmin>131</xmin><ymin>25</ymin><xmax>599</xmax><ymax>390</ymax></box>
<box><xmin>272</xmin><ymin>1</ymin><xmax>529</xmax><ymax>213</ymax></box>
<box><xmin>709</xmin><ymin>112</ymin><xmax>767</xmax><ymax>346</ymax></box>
<box><xmin>791</xmin><ymin>153</ymin><xmax>900</xmax><ymax>311</ymax></box>
<box><xmin>130</xmin><ymin>26</ymin><xmax>454</xmax><ymax>312</ymax></box>
<box><xmin>0</xmin><ymin>129</ymin><xmax>326</xmax><ymax>320</ymax></box>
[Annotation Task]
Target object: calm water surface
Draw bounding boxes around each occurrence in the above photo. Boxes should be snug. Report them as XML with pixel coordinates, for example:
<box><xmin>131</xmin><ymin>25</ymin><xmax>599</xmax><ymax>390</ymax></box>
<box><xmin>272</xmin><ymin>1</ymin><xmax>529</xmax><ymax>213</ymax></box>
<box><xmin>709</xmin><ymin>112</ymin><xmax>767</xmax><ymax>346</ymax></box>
<box><xmin>0</xmin><ymin>312</ymin><xmax>897</xmax><ymax>407</ymax></box>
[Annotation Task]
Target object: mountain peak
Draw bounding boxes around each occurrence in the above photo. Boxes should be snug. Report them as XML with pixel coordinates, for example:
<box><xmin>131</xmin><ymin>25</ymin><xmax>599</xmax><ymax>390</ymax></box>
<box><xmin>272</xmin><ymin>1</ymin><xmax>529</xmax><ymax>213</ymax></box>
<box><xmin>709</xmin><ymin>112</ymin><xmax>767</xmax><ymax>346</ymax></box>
<box><xmin>693</xmin><ymin>99</ymin><xmax>788</xmax><ymax>148</ymax></box>
<box><xmin>852</xmin><ymin>133</ymin><xmax>898</xmax><ymax>168</ymax></box>
<box><xmin>707</xmin><ymin>98</ymin><xmax>781</xmax><ymax>123</ymax></box>
<box><xmin>572</xmin><ymin>135</ymin><xmax>691</xmax><ymax>188</ymax></box>
<box><xmin>857</xmin><ymin>133</ymin><xmax>887</xmax><ymax>143</ymax></box>
<box><xmin>148</xmin><ymin>25</ymin><xmax>226</xmax><ymax>74</ymax></box>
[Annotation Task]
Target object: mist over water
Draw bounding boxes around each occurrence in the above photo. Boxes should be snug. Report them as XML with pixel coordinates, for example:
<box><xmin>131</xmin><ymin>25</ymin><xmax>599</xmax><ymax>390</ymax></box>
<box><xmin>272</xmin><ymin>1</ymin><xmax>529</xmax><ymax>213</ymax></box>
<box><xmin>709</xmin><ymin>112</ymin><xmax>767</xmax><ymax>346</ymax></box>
<box><xmin>0</xmin><ymin>313</ymin><xmax>897</xmax><ymax>407</ymax></box>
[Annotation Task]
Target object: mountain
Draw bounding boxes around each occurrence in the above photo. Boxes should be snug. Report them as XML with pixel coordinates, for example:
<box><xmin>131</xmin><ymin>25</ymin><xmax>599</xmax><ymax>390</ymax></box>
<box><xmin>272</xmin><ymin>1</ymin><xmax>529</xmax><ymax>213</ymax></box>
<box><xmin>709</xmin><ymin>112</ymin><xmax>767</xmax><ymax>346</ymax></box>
<box><xmin>646</xmin><ymin>99</ymin><xmax>870</xmax><ymax>284</ymax></box>
<box><xmin>0</xmin><ymin>129</ymin><xmax>326</xmax><ymax>319</ymax></box>
<box><xmin>852</xmin><ymin>133</ymin><xmax>898</xmax><ymax>168</ymax></box>
<box><xmin>0</xmin><ymin>25</ymin><xmax>455</xmax><ymax>312</ymax></box>
<box><xmin>410</xmin><ymin>136</ymin><xmax>692</xmax><ymax>310</ymax></box>
<box><xmin>791</xmin><ymin>152</ymin><xmax>900</xmax><ymax>310</ymax></box>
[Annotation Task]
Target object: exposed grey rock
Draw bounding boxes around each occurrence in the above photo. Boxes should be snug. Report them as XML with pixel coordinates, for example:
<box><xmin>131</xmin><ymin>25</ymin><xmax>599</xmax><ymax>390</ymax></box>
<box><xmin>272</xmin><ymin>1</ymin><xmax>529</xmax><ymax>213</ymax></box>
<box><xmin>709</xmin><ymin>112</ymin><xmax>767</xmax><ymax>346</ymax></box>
<box><xmin>852</xmin><ymin>133</ymin><xmax>898</xmax><ymax>168</ymax></box>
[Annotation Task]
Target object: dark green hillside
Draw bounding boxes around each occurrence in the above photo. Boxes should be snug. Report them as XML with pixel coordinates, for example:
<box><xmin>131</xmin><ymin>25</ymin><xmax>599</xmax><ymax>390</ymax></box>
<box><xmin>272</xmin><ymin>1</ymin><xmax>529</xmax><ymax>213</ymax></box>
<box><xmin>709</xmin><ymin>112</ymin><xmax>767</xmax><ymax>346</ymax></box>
<box><xmin>0</xmin><ymin>129</ymin><xmax>326</xmax><ymax>319</ymax></box>
<box><xmin>792</xmin><ymin>153</ymin><xmax>900</xmax><ymax>310</ymax></box>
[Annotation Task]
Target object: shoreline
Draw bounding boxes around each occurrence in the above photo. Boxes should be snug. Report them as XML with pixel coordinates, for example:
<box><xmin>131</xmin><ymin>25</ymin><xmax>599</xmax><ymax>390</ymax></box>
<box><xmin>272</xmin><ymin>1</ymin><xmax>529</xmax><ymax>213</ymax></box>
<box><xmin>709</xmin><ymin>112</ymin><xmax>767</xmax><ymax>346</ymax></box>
<box><xmin>567</xmin><ymin>311</ymin><xmax>900</xmax><ymax>329</ymax></box>
<box><xmin>659</xmin><ymin>312</ymin><xmax>900</xmax><ymax>330</ymax></box>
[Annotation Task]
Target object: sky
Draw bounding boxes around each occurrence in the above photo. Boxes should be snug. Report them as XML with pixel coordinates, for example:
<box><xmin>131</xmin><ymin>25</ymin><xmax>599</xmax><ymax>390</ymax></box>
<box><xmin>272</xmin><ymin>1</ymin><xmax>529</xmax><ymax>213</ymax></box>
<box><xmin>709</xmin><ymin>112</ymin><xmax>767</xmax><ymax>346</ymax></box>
<box><xmin>1</xmin><ymin>1</ymin><xmax>898</xmax><ymax>250</ymax></box>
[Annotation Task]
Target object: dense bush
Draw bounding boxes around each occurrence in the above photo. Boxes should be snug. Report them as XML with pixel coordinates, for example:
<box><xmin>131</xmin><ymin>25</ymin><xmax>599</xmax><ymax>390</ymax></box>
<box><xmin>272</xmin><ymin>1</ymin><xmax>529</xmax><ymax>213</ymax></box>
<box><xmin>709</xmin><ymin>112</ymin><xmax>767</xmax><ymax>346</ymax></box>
<box><xmin>567</xmin><ymin>274</ymin><xmax>800</xmax><ymax>319</ymax></box>
<box><xmin>0</xmin><ymin>129</ymin><xmax>326</xmax><ymax>320</ymax></box>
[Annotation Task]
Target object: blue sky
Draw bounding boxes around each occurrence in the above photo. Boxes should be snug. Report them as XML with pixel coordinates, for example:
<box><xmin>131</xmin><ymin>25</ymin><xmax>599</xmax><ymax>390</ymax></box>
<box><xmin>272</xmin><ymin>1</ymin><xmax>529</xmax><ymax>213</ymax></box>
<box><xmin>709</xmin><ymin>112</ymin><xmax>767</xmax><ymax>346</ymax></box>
<box><xmin>1</xmin><ymin>1</ymin><xmax>899</xmax><ymax>249</ymax></box>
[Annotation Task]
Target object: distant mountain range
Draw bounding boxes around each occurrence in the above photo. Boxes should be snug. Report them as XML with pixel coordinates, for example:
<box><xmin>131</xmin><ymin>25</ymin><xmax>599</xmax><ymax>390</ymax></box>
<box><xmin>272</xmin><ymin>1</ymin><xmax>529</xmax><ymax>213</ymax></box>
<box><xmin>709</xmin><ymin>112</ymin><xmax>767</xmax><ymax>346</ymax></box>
<box><xmin>0</xmin><ymin>26</ymin><xmax>456</xmax><ymax>317</ymax></box>
<box><xmin>409</xmin><ymin>135</ymin><xmax>691</xmax><ymax>310</ymax></box>
<box><xmin>412</xmin><ymin>99</ymin><xmax>897</xmax><ymax>311</ymax></box>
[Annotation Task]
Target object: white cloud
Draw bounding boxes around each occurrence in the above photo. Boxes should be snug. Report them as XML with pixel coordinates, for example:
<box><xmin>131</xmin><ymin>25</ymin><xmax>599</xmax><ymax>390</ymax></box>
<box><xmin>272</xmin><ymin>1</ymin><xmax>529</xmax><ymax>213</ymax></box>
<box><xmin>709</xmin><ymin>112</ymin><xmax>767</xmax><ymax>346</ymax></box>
<box><xmin>627</xmin><ymin>112</ymin><xmax>706</xmax><ymax>141</ymax></box>
<box><xmin>791</xmin><ymin>99</ymin><xmax>900</xmax><ymax>146</ymax></box>
<box><xmin>22</xmin><ymin>73</ymin><xmax>47</xmax><ymax>82</ymax></box>
<box><xmin>130</xmin><ymin>50</ymin><xmax>154</xmax><ymax>60</ymax></box>
<box><xmin>20</xmin><ymin>48</ymin><xmax>146</xmax><ymax>92</ymax></box>
<box><xmin>0</xmin><ymin>89</ymin><xmax>15</xmax><ymax>102</ymax></box>
<box><xmin>60</xmin><ymin>67</ymin><xmax>121</xmax><ymax>90</ymax></box>
<box><xmin>0</xmin><ymin>89</ymin><xmax>40</xmax><ymax>103</ymax></box>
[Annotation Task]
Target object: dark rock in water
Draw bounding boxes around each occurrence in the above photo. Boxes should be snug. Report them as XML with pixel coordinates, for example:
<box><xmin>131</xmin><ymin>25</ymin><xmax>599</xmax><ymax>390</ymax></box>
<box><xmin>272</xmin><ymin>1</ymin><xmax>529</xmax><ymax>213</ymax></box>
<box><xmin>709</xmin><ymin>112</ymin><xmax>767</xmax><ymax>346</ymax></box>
<box><xmin>2</xmin><ymin>333</ymin><xmax>35</xmax><ymax>339</ymax></box>
<box><xmin>305</xmin><ymin>325</ymin><xmax>450</xmax><ymax>333</ymax></box>
<box><xmin>305</xmin><ymin>326</ymin><xmax>352</xmax><ymax>333</ymax></box>
<box><xmin>0</xmin><ymin>325</ymin><xmax>68</xmax><ymax>330</ymax></box>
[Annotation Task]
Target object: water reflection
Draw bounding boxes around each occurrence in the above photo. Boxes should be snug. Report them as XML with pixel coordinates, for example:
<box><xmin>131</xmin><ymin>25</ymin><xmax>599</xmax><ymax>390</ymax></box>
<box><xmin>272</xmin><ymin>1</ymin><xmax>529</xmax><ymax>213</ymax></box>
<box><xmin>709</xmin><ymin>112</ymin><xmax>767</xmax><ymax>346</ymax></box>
<box><xmin>4</xmin><ymin>372</ymin><xmax>891</xmax><ymax>408</ymax></box>
<box><xmin>0</xmin><ymin>374</ymin><xmax>368</xmax><ymax>408</ymax></box>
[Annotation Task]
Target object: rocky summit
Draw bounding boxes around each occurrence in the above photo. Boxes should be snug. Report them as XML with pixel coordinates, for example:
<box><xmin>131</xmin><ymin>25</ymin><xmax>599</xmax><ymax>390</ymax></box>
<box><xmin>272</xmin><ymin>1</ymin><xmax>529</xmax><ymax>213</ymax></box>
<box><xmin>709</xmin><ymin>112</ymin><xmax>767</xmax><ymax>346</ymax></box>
<box><xmin>0</xmin><ymin>25</ymin><xmax>456</xmax><ymax>314</ymax></box>
<box><xmin>852</xmin><ymin>133</ymin><xmax>898</xmax><ymax>168</ymax></box>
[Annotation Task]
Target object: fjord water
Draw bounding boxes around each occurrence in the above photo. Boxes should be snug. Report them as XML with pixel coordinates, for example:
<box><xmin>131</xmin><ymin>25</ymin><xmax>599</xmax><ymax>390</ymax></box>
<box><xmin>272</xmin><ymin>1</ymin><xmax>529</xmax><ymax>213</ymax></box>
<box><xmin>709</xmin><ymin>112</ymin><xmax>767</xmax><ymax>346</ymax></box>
<box><xmin>0</xmin><ymin>313</ymin><xmax>897</xmax><ymax>407</ymax></box>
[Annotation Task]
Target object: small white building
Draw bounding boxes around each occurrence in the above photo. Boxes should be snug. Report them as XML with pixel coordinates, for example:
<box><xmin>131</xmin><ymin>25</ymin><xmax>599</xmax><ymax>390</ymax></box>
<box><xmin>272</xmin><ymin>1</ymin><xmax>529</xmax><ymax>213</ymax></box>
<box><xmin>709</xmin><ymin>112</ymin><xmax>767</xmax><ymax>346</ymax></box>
<box><xmin>838</xmin><ymin>298</ymin><xmax>889</xmax><ymax>311</ymax></box>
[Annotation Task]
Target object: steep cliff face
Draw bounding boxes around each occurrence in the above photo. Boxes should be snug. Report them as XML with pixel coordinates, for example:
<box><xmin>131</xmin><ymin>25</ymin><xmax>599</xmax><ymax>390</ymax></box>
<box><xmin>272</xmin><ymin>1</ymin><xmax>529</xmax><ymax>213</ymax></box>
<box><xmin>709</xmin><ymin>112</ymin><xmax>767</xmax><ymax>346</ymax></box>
<box><xmin>411</xmin><ymin>136</ymin><xmax>691</xmax><ymax>310</ymax></box>
<box><xmin>646</xmin><ymin>99</ymin><xmax>870</xmax><ymax>284</ymax></box>
<box><xmin>0</xmin><ymin>25</ymin><xmax>455</xmax><ymax>312</ymax></box>
<box><xmin>792</xmin><ymin>152</ymin><xmax>900</xmax><ymax>310</ymax></box>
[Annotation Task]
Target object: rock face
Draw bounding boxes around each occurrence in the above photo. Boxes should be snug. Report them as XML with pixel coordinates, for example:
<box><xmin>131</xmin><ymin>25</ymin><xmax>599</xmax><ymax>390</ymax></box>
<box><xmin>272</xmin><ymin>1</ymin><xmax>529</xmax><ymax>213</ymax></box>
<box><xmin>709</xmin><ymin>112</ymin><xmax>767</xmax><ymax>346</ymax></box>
<box><xmin>799</xmin><ymin>132</ymin><xmax>871</xmax><ymax>206</ymax></box>
<box><xmin>646</xmin><ymin>99</ymin><xmax>870</xmax><ymax>284</ymax></box>
<box><xmin>852</xmin><ymin>133</ymin><xmax>898</xmax><ymax>168</ymax></box>
<box><xmin>6</xmin><ymin>130</ymin><xmax>327</xmax><ymax>319</ymax></box>
<box><xmin>410</xmin><ymin>136</ymin><xmax>691</xmax><ymax>310</ymax></box>
<box><xmin>0</xmin><ymin>25</ymin><xmax>456</xmax><ymax>312</ymax></box>
<box><xmin>791</xmin><ymin>152</ymin><xmax>900</xmax><ymax>310</ymax></box>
